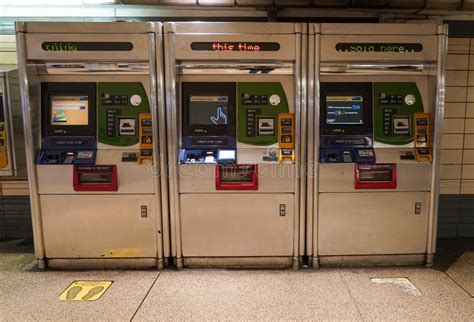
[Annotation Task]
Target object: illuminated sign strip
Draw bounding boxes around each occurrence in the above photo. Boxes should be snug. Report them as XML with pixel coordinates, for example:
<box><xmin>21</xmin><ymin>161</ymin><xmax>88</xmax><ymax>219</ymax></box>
<box><xmin>190</xmin><ymin>42</ymin><xmax>280</xmax><ymax>52</ymax></box>
<box><xmin>42</xmin><ymin>42</ymin><xmax>133</xmax><ymax>52</ymax></box>
<box><xmin>336</xmin><ymin>43</ymin><xmax>423</xmax><ymax>53</ymax></box>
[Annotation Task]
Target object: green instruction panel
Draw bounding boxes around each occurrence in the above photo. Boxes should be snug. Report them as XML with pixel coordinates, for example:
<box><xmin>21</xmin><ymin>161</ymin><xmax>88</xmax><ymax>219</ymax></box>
<box><xmin>98</xmin><ymin>82</ymin><xmax>150</xmax><ymax>147</ymax></box>
<box><xmin>374</xmin><ymin>82</ymin><xmax>423</xmax><ymax>145</ymax></box>
<box><xmin>237</xmin><ymin>82</ymin><xmax>289</xmax><ymax>146</ymax></box>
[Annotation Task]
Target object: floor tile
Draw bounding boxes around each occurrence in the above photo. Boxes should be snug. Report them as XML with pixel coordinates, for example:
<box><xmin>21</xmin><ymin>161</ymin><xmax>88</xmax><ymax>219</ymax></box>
<box><xmin>0</xmin><ymin>270</ymin><xmax>159</xmax><ymax>321</ymax></box>
<box><xmin>446</xmin><ymin>251</ymin><xmax>474</xmax><ymax>297</ymax></box>
<box><xmin>340</xmin><ymin>267</ymin><xmax>474</xmax><ymax>320</ymax></box>
<box><xmin>133</xmin><ymin>269</ymin><xmax>362</xmax><ymax>321</ymax></box>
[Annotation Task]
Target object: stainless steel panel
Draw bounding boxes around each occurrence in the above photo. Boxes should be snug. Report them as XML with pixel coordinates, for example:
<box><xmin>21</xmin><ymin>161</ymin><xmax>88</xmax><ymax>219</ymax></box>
<box><xmin>318</xmin><ymin>192</ymin><xmax>430</xmax><ymax>255</ymax></box>
<box><xmin>180</xmin><ymin>193</ymin><xmax>294</xmax><ymax>257</ymax></box>
<box><xmin>36</xmin><ymin>152</ymin><xmax>155</xmax><ymax>195</ymax></box>
<box><xmin>153</xmin><ymin>26</ymin><xmax>171</xmax><ymax>259</ymax></box>
<box><xmin>319</xmin><ymin>162</ymin><xmax>432</xmax><ymax>193</ymax></box>
<box><xmin>183</xmin><ymin>256</ymin><xmax>293</xmax><ymax>268</ymax></box>
<box><xmin>41</xmin><ymin>194</ymin><xmax>157</xmax><ymax>258</ymax></box>
<box><xmin>15</xmin><ymin>27</ymin><xmax>45</xmax><ymax>266</ymax></box>
<box><xmin>178</xmin><ymin>164</ymin><xmax>295</xmax><ymax>193</ymax></box>
<box><xmin>427</xmin><ymin>25</ymin><xmax>448</xmax><ymax>259</ymax></box>
<box><xmin>164</xmin><ymin>30</ymin><xmax>182</xmax><ymax>261</ymax></box>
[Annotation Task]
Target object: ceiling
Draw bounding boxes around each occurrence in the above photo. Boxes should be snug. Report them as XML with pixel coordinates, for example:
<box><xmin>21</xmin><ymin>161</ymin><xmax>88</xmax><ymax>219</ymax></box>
<box><xmin>119</xmin><ymin>0</ymin><xmax>474</xmax><ymax>11</ymax></box>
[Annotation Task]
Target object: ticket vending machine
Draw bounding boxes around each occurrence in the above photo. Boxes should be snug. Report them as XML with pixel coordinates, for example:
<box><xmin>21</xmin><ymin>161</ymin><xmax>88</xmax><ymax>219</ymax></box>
<box><xmin>0</xmin><ymin>67</ymin><xmax>19</xmax><ymax>177</ymax></box>
<box><xmin>165</xmin><ymin>23</ymin><xmax>306</xmax><ymax>268</ymax></box>
<box><xmin>16</xmin><ymin>22</ymin><xmax>168</xmax><ymax>269</ymax></box>
<box><xmin>307</xmin><ymin>24</ymin><xmax>447</xmax><ymax>267</ymax></box>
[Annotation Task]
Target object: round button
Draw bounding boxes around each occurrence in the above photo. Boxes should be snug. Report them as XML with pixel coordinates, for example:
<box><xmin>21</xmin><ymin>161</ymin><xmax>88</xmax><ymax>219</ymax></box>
<box><xmin>269</xmin><ymin>94</ymin><xmax>281</xmax><ymax>106</ymax></box>
<box><xmin>405</xmin><ymin>94</ymin><xmax>416</xmax><ymax>106</ymax></box>
<box><xmin>130</xmin><ymin>94</ymin><xmax>142</xmax><ymax>106</ymax></box>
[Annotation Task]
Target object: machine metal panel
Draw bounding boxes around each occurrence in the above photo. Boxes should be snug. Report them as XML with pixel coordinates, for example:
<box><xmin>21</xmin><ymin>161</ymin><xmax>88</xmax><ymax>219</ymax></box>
<box><xmin>25</xmin><ymin>34</ymin><xmax>150</xmax><ymax>61</ymax></box>
<box><xmin>180</xmin><ymin>193</ymin><xmax>294</xmax><ymax>257</ymax></box>
<box><xmin>40</xmin><ymin>194</ymin><xmax>157</xmax><ymax>258</ymax></box>
<box><xmin>36</xmin><ymin>151</ymin><xmax>155</xmax><ymax>194</ymax></box>
<box><xmin>318</xmin><ymin>192</ymin><xmax>429</xmax><ymax>255</ymax></box>
<box><xmin>320</xmin><ymin>35</ymin><xmax>438</xmax><ymax>62</ymax></box>
<box><xmin>172</xmin><ymin>34</ymin><xmax>296</xmax><ymax>61</ymax></box>
<box><xmin>319</xmin><ymin>162</ymin><xmax>431</xmax><ymax>193</ymax></box>
<box><xmin>178</xmin><ymin>163</ymin><xmax>295</xmax><ymax>193</ymax></box>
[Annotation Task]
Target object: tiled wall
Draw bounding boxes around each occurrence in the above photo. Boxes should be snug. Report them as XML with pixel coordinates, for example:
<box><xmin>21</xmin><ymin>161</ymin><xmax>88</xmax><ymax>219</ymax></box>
<box><xmin>0</xmin><ymin>35</ymin><xmax>30</xmax><ymax>240</ymax></box>
<box><xmin>0</xmin><ymin>35</ymin><xmax>16</xmax><ymax>65</ymax></box>
<box><xmin>439</xmin><ymin>37</ymin><xmax>474</xmax><ymax>238</ymax></box>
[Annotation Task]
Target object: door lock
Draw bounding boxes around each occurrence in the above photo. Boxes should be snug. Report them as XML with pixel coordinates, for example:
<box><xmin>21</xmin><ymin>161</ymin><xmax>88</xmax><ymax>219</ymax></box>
<box><xmin>279</xmin><ymin>204</ymin><xmax>286</xmax><ymax>217</ymax></box>
<box><xmin>415</xmin><ymin>202</ymin><xmax>421</xmax><ymax>215</ymax></box>
<box><xmin>141</xmin><ymin>205</ymin><xmax>148</xmax><ymax>218</ymax></box>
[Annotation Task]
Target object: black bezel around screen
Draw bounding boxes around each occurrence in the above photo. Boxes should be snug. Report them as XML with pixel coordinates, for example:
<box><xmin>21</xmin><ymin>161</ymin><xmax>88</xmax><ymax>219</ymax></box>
<box><xmin>41</xmin><ymin>82</ymin><xmax>96</xmax><ymax>137</ymax></box>
<box><xmin>182</xmin><ymin>82</ymin><xmax>236</xmax><ymax>138</ymax></box>
<box><xmin>320</xmin><ymin>82</ymin><xmax>373</xmax><ymax>136</ymax></box>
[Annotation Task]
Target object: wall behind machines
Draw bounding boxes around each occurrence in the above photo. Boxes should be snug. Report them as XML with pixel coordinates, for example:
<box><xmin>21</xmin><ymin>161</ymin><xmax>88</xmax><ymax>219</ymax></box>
<box><xmin>0</xmin><ymin>34</ymin><xmax>31</xmax><ymax>241</ymax></box>
<box><xmin>437</xmin><ymin>35</ymin><xmax>474</xmax><ymax>238</ymax></box>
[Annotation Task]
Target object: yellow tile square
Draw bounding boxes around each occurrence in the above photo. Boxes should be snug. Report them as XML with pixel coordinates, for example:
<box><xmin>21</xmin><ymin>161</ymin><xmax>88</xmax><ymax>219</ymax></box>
<box><xmin>59</xmin><ymin>281</ymin><xmax>113</xmax><ymax>301</ymax></box>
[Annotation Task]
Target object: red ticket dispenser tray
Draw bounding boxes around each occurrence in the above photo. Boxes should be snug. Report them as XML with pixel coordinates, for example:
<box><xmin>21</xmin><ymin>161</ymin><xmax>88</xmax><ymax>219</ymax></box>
<box><xmin>73</xmin><ymin>165</ymin><xmax>118</xmax><ymax>191</ymax></box>
<box><xmin>215</xmin><ymin>164</ymin><xmax>258</xmax><ymax>190</ymax></box>
<box><xmin>355</xmin><ymin>163</ymin><xmax>397</xmax><ymax>189</ymax></box>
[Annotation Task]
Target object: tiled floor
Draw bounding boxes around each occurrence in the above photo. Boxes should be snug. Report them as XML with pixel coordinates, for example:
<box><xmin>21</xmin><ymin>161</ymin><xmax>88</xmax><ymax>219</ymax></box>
<box><xmin>0</xmin><ymin>253</ymin><xmax>473</xmax><ymax>321</ymax></box>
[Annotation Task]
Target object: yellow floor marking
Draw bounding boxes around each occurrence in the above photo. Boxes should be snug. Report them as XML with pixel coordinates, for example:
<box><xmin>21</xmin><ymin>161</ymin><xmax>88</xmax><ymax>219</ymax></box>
<box><xmin>59</xmin><ymin>281</ymin><xmax>113</xmax><ymax>301</ymax></box>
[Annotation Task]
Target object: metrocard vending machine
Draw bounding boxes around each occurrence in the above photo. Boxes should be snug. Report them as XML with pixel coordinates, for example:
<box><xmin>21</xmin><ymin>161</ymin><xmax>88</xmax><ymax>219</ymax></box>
<box><xmin>16</xmin><ymin>22</ymin><xmax>168</xmax><ymax>269</ymax></box>
<box><xmin>307</xmin><ymin>24</ymin><xmax>447</xmax><ymax>267</ymax></box>
<box><xmin>0</xmin><ymin>67</ymin><xmax>19</xmax><ymax>177</ymax></box>
<box><xmin>165</xmin><ymin>23</ymin><xmax>306</xmax><ymax>268</ymax></box>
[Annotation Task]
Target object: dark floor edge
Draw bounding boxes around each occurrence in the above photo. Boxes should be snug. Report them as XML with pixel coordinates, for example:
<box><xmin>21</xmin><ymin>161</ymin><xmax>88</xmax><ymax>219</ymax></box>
<box><xmin>130</xmin><ymin>272</ymin><xmax>161</xmax><ymax>321</ymax></box>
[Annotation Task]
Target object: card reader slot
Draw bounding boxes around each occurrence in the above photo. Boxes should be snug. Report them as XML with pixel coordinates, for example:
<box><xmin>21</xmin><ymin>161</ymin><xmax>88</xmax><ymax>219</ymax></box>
<box><xmin>215</xmin><ymin>164</ymin><xmax>258</xmax><ymax>190</ymax></box>
<box><xmin>355</xmin><ymin>163</ymin><xmax>397</xmax><ymax>189</ymax></box>
<box><xmin>219</xmin><ymin>172</ymin><xmax>254</xmax><ymax>184</ymax></box>
<box><xmin>73</xmin><ymin>164</ymin><xmax>118</xmax><ymax>191</ymax></box>
<box><xmin>359</xmin><ymin>171</ymin><xmax>392</xmax><ymax>182</ymax></box>
<box><xmin>78</xmin><ymin>173</ymin><xmax>113</xmax><ymax>184</ymax></box>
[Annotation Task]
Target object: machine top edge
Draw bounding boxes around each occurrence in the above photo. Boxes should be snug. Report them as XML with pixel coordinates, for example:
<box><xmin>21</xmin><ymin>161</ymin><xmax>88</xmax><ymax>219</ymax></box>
<box><xmin>315</xmin><ymin>23</ymin><xmax>444</xmax><ymax>36</ymax></box>
<box><xmin>15</xmin><ymin>21</ymin><xmax>162</xmax><ymax>35</ymax></box>
<box><xmin>163</xmin><ymin>22</ymin><xmax>303</xmax><ymax>35</ymax></box>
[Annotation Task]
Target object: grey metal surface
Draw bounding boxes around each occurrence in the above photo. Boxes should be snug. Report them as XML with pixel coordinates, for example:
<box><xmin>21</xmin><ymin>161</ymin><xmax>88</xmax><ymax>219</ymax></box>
<box><xmin>15</xmin><ymin>25</ymin><xmax>45</xmax><ymax>266</ymax></box>
<box><xmin>427</xmin><ymin>25</ymin><xmax>449</xmax><ymax>257</ymax></box>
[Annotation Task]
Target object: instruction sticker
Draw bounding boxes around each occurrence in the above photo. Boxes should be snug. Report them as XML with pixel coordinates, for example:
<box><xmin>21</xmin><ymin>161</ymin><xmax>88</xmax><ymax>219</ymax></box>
<box><xmin>370</xmin><ymin>277</ymin><xmax>421</xmax><ymax>296</ymax></box>
<box><xmin>59</xmin><ymin>281</ymin><xmax>113</xmax><ymax>301</ymax></box>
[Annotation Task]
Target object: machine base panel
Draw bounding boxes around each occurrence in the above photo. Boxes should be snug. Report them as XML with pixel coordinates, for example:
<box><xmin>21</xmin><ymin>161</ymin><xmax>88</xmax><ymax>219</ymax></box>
<box><xmin>182</xmin><ymin>256</ymin><xmax>295</xmax><ymax>269</ymax></box>
<box><xmin>45</xmin><ymin>258</ymin><xmax>160</xmax><ymax>270</ymax></box>
<box><xmin>318</xmin><ymin>254</ymin><xmax>426</xmax><ymax>267</ymax></box>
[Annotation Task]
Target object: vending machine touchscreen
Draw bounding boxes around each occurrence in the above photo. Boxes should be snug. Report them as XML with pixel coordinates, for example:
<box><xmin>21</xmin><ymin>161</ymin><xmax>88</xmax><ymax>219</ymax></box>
<box><xmin>37</xmin><ymin>82</ymin><xmax>96</xmax><ymax>165</ymax></box>
<box><xmin>180</xmin><ymin>82</ymin><xmax>236</xmax><ymax>163</ymax></box>
<box><xmin>319</xmin><ymin>83</ymin><xmax>375</xmax><ymax>163</ymax></box>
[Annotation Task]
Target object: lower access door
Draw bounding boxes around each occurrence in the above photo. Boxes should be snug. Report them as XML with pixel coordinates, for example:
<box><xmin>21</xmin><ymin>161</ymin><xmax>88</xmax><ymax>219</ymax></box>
<box><xmin>40</xmin><ymin>194</ymin><xmax>157</xmax><ymax>258</ymax></box>
<box><xmin>318</xmin><ymin>192</ymin><xmax>429</xmax><ymax>255</ymax></box>
<box><xmin>180</xmin><ymin>193</ymin><xmax>294</xmax><ymax>257</ymax></box>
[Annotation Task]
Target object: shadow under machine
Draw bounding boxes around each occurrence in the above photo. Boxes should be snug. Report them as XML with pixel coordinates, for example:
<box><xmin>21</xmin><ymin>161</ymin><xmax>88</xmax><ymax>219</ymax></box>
<box><xmin>307</xmin><ymin>24</ymin><xmax>447</xmax><ymax>267</ymax></box>
<box><xmin>165</xmin><ymin>22</ymin><xmax>306</xmax><ymax>268</ymax></box>
<box><xmin>16</xmin><ymin>22</ymin><xmax>168</xmax><ymax>269</ymax></box>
